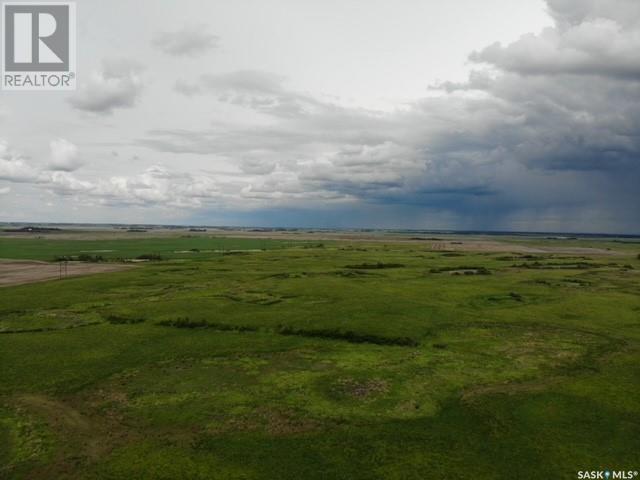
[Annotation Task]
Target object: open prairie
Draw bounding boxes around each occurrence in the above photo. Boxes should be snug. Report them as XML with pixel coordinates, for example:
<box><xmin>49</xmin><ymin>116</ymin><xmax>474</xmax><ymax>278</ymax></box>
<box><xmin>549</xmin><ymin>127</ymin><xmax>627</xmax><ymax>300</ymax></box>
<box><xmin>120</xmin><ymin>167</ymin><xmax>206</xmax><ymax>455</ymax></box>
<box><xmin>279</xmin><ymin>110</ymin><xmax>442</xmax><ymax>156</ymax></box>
<box><xmin>1</xmin><ymin>230</ymin><xmax>639</xmax><ymax>479</ymax></box>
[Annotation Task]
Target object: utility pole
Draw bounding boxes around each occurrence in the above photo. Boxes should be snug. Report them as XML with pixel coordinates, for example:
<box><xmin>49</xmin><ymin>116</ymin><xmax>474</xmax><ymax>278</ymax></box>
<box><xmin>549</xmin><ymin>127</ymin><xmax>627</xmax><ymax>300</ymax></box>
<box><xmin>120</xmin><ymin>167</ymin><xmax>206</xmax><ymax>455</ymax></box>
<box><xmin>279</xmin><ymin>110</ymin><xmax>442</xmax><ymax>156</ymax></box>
<box><xmin>59</xmin><ymin>260</ymin><xmax>68</xmax><ymax>280</ymax></box>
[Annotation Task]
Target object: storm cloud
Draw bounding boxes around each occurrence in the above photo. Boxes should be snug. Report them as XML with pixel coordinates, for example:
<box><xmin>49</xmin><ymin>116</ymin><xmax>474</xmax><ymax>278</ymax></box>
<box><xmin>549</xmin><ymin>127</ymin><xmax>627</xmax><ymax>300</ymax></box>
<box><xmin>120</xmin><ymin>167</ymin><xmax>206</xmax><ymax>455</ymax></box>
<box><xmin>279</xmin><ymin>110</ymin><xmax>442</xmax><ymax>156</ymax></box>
<box><xmin>1</xmin><ymin>0</ymin><xmax>638</xmax><ymax>232</ymax></box>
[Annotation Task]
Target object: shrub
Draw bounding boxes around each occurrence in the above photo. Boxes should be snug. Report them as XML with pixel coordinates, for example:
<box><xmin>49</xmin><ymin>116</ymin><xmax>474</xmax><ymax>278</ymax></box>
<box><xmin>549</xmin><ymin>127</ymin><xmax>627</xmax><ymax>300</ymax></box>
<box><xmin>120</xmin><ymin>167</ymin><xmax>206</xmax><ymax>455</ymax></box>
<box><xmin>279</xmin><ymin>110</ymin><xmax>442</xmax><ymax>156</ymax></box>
<box><xmin>509</xmin><ymin>292</ymin><xmax>524</xmax><ymax>302</ymax></box>
<box><xmin>78</xmin><ymin>254</ymin><xmax>104</xmax><ymax>262</ymax></box>
<box><xmin>429</xmin><ymin>266</ymin><xmax>491</xmax><ymax>275</ymax></box>
<box><xmin>54</xmin><ymin>254</ymin><xmax>104</xmax><ymax>262</ymax></box>
<box><xmin>107</xmin><ymin>315</ymin><xmax>145</xmax><ymax>324</ymax></box>
<box><xmin>136</xmin><ymin>253</ymin><xmax>163</xmax><ymax>261</ymax></box>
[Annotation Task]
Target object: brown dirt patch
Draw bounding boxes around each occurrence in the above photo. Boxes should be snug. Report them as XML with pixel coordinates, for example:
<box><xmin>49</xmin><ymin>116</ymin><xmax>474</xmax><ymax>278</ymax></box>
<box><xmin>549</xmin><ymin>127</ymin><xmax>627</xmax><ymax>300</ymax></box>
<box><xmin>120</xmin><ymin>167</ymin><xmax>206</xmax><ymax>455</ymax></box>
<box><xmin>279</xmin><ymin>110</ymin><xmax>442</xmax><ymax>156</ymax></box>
<box><xmin>336</xmin><ymin>378</ymin><xmax>389</xmax><ymax>399</ymax></box>
<box><xmin>0</xmin><ymin>260</ymin><xmax>135</xmax><ymax>287</ymax></box>
<box><xmin>208</xmin><ymin>407</ymin><xmax>322</xmax><ymax>436</ymax></box>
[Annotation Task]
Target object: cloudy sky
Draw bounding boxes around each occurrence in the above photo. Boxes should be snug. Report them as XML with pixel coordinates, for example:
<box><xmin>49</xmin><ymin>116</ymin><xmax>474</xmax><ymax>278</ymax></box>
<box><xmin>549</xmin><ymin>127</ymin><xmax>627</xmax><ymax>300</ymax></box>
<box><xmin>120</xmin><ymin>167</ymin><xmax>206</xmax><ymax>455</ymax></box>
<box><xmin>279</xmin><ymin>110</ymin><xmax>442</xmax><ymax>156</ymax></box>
<box><xmin>1</xmin><ymin>0</ymin><xmax>639</xmax><ymax>233</ymax></box>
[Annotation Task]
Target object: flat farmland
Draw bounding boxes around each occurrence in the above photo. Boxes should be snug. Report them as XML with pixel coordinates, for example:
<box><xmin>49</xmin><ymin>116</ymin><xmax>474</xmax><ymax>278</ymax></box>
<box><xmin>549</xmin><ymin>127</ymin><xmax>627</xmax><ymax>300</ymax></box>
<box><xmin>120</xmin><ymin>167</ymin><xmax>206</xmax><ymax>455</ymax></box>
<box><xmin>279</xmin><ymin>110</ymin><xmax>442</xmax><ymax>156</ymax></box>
<box><xmin>1</xmin><ymin>231</ymin><xmax>639</xmax><ymax>479</ymax></box>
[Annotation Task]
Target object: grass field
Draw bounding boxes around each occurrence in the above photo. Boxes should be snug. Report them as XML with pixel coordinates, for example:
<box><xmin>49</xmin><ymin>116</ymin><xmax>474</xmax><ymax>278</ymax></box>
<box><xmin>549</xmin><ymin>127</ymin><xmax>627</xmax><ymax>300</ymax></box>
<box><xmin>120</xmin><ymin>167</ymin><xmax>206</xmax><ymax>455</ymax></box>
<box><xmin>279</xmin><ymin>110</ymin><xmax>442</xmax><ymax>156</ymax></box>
<box><xmin>1</xmin><ymin>232</ymin><xmax>639</xmax><ymax>479</ymax></box>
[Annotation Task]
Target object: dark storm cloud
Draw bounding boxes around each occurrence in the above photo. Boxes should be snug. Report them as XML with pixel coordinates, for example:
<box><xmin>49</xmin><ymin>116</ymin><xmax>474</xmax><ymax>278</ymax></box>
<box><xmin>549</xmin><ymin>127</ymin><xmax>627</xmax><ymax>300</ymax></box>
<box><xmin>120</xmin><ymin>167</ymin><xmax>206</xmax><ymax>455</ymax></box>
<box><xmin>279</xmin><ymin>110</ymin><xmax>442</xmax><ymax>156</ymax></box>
<box><xmin>546</xmin><ymin>0</ymin><xmax>640</xmax><ymax>28</ymax></box>
<box><xmin>141</xmin><ymin>8</ymin><xmax>640</xmax><ymax>231</ymax></box>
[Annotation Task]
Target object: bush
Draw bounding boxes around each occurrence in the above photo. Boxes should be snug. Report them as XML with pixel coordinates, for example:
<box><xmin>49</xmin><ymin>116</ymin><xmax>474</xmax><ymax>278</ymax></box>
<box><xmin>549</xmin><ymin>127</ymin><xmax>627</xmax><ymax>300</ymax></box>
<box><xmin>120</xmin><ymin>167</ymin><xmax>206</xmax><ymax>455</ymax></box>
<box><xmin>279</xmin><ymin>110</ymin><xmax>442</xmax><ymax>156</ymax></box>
<box><xmin>54</xmin><ymin>254</ymin><xmax>104</xmax><ymax>262</ymax></box>
<box><xmin>107</xmin><ymin>315</ymin><xmax>145</xmax><ymax>324</ymax></box>
<box><xmin>509</xmin><ymin>292</ymin><xmax>524</xmax><ymax>302</ymax></box>
<box><xmin>429</xmin><ymin>266</ymin><xmax>491</xmax><ymax>275</ymax></box>
<box><xmin>78</xmin><ymin>254</ymin><xmax>104</xmax><ymax>262</ymax></box>
<box><xmin>136</xmin><ymin>253</ymin><xmax>163</xmax><ymax>261</ymax></box>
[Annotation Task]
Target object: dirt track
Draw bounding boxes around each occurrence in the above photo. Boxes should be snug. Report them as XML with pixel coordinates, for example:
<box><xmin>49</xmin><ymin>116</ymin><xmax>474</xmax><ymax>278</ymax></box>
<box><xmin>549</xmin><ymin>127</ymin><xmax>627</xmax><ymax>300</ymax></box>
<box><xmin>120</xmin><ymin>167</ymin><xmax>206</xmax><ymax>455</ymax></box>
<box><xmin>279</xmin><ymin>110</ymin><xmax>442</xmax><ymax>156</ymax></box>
<box><xmin>0</xmin><ymin>260</ymin><xmax>134</xmax><ymax>287</ymax></box>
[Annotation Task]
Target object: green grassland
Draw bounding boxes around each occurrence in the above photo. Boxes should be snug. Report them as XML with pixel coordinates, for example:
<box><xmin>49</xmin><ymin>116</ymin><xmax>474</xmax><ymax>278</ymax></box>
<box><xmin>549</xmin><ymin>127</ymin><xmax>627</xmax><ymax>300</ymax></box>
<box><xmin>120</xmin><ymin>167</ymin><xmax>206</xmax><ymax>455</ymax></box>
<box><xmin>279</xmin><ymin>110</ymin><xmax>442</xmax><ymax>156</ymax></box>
<box><xmin>1</xmin><ymin>235</ymin><xmax>639</xmax><ymax>479</ymax></box>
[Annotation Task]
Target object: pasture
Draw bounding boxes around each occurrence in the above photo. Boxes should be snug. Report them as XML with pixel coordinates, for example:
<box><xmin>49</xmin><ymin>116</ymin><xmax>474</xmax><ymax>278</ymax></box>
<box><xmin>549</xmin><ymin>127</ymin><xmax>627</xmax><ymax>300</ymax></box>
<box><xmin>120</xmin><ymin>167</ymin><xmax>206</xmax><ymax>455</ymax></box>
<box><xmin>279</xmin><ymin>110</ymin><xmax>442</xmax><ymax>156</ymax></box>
<box><xmin>1</xmin><ymin>232</ymin><xmax>639</xmax><ymax>479</ymax></box>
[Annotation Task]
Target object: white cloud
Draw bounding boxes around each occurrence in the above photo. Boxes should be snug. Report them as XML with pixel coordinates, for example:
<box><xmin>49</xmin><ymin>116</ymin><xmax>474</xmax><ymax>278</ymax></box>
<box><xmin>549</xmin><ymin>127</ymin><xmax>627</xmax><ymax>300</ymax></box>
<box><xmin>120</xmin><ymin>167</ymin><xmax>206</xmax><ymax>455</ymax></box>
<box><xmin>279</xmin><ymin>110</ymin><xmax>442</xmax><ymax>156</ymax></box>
<box><xmin>48</xmin><ymin>139</ymin><xmax>83</xmax><ymax>172</ymax></box>
<box><xmin>152</xmin><ymin>24</ymin><xmax>219</xmax><ymax>57</ymax></box>
<box><xmin>175</xmin><ymin>70</ymin><xmax>333</xmax><ymax>118</ymax></box>
<box><xmin>470</xmin><ymin>17</ymin><xmax>640</xmax><ymax>78</ymax></box>
<box><xmin>239</xmin><ymin>155</ymin><xmax>277</xmax><ymax>175</ymax></box>
<box><xmin>0</xmin><ymin>140</ymin><xmax>40</xmax><ymax>183</ymax></box>
<box><xmin>69</xmin><ymin>59</ymin><xmax>144</xmax><ymax>114</ymax></box>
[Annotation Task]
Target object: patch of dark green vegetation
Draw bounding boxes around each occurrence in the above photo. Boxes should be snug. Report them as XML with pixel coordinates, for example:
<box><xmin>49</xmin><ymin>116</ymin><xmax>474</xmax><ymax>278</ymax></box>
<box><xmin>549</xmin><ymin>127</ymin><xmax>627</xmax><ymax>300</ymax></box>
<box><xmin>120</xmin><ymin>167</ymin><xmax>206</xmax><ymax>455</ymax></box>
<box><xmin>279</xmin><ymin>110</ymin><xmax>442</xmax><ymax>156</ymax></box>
<box><xmin>486</xmin><ymin>292</ymin><xmax>525</xmax><ymax>303</ymax></box>
<box><xmin>0</xmin><ymin>321</ymin><xmax>101</xmax><ymax>334</ymax></box>
<box><xmin>156</xmin><ymin>317</ymin><xmax>259</xmax><ymax>332</ymax></box>
<box><xmin>136</xmin><ymin>253</ymin><xmax>164</xmax><ymax>261</ymax></box>
<box><xmin>54</xmin><ymin>254</ymin><xmax>106</xmax><ymax>262</ymax></box>
<box><xmin>430</xmin><ymin>266</ymin><xmax>491</xmax><ymax>275</ymax></box>
<box><xmin>344</xmin><ymin>262</ymin><xmax>405</xmax><ymax>269</ymax></box>
<box><xmin>106</xmin><ymin>315</ymin><xmax>146</xmax><ymax>325</ymax></box>
<box><xmin>265</xmin><ymin>272</ymin><xmax>312</xmax><ymax>279</ymax></box>
<box><xmin>511</xmin><ymin>261</ymin><xmax>601</xmax><ymax>269</ymax></box>
<box><xmin>496</xmin><ymin>255</ymin><xmax>547</xmax><ymax>261</ymax></box>
<box><xmin>276</xmin><ymin>326</ymin><xmax>419</xmax><ymax>347</ymax></box>
<box><xmin>156</xmin><ymin>319</ymin><xmax>419</xmax><ymax>347</ymax></box>
<box><xmin>561</xmin><ymin>278</ymin><xmax>592</xmax><ymax>288</ymax></box>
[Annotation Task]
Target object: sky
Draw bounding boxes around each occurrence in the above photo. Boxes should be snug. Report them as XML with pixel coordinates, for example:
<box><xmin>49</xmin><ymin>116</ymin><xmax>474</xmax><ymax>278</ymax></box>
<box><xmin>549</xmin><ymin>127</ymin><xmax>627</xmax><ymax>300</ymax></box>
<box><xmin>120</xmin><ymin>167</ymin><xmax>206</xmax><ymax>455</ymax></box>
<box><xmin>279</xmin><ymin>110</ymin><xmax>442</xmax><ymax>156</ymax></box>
<box><xmin>0</xmin><ymin>0</ymin><xmax>639</xmax><ymax>233</ymax></box>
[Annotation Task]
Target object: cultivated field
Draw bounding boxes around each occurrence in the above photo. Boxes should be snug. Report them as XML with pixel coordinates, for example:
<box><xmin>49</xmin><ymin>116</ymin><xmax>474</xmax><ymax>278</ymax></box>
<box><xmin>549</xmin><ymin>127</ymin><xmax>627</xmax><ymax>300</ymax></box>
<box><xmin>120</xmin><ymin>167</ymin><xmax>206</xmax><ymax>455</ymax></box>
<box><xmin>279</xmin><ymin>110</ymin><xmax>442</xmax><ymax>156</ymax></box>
<box><xmin>0</xmin><ymin>229</ymin><xmax>639</xmax><ymax>479</ymax></box>
<box><xmin>0</xmin><ymin>260</ymin><xmax>135</xmax><ymax>288</ymax></box>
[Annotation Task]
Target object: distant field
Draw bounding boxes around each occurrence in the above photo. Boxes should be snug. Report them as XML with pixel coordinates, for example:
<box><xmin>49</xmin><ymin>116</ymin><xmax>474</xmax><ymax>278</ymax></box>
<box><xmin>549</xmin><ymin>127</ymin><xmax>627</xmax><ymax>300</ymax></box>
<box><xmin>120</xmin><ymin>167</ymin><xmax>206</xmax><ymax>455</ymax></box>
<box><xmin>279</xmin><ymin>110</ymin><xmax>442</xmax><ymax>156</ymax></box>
<box><xmin>1</xmin><ymin>232</ymin><xmax>639</xmax><ymax>479</ymax></box>
<box><xmin>0</xmin><ymin>235</ymin><xmax>308</xmax><ymax>261</ymax></box>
